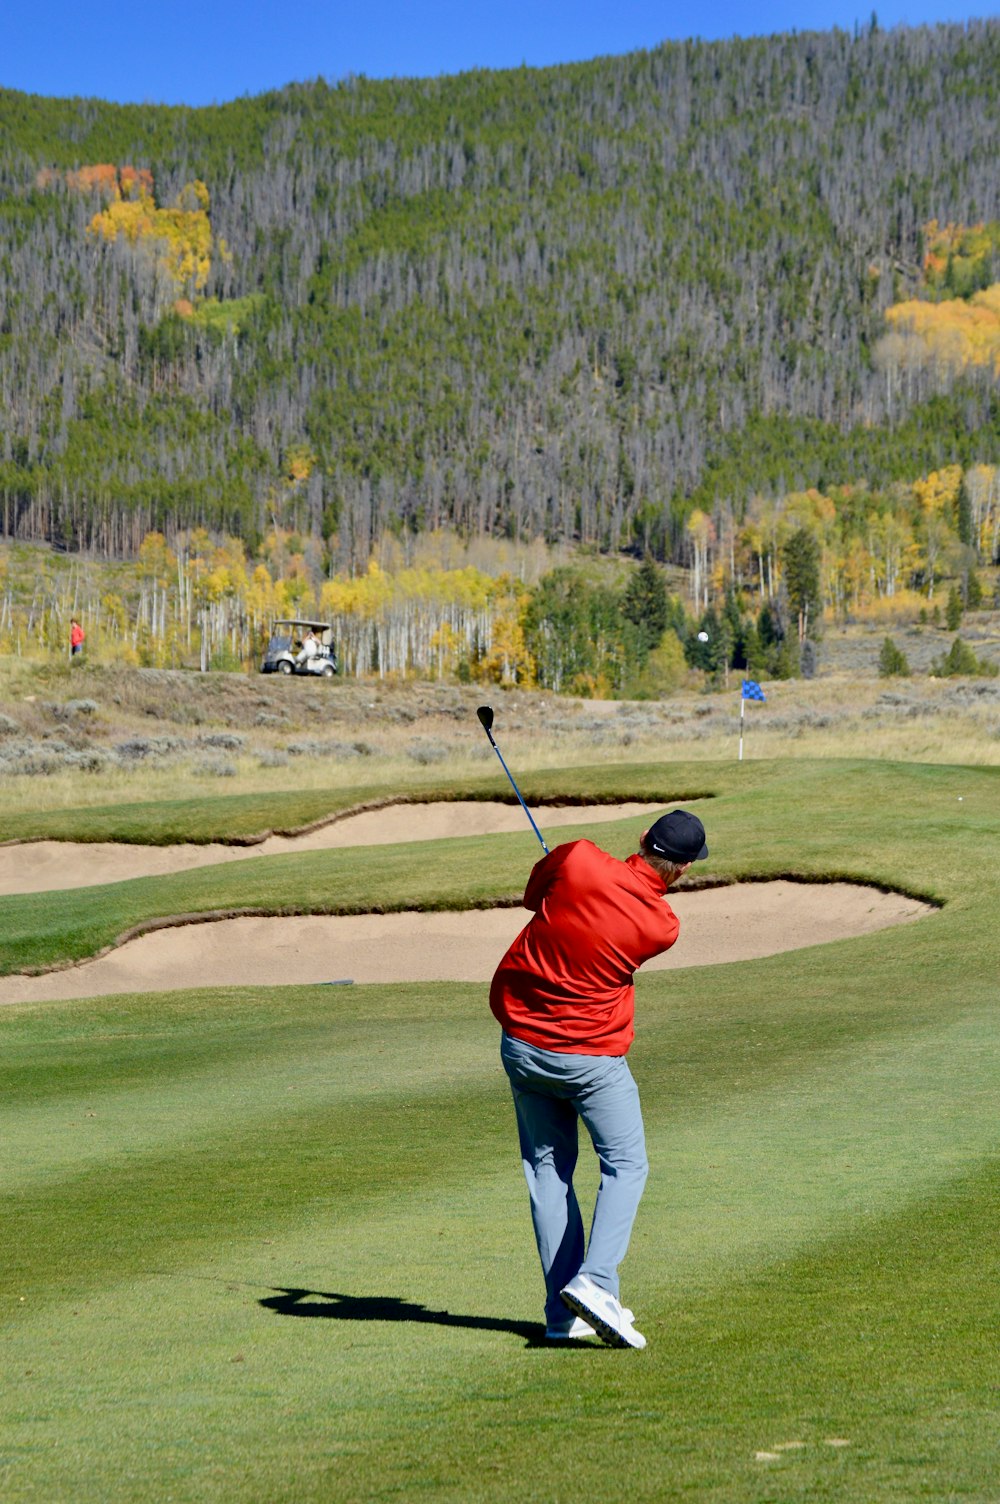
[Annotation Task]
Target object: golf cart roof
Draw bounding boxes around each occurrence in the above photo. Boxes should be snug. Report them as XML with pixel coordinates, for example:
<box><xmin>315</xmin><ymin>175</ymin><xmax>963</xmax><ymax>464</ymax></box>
<box><xmin>271</xmin><ymin>619</ymin><xmax>333</xmax><ymax>631</ymax></box>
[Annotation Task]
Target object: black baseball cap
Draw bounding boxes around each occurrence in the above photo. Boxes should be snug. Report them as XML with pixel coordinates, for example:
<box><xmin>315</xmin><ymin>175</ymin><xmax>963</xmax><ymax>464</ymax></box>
<box><xmin>645</xmin><ymin>810</ymin><xmax>708</xmax><ymax>863</ymax></box>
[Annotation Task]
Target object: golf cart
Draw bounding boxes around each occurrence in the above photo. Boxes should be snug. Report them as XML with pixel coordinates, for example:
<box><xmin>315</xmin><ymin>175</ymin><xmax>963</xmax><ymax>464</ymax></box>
<box><xmin>260</xmin><ymin>619</ymin><xmax>338</xmax><ymax>677</ymax></box>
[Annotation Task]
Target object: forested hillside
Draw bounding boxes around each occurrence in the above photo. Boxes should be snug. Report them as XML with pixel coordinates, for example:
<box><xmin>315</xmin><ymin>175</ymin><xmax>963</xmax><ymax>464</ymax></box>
<box><xmin>1</xmin><ymin>20</ymin><xmax>999</xmax><ymax>571</ymax></box>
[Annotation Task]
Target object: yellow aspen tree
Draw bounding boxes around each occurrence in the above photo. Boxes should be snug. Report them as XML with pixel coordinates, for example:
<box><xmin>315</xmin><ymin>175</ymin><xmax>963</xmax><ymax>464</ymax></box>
<box><xmin>885</xmin><ymin>290</ymin><xmax>1000</xmax><ymax>375</ymax></box>
<box><xmin>912</xmin><ymin>467</ymin><xmax>960</xmax><ymax>598</ymax></box>
<box><xmin>738</xmin><ymin>515</ymin><xmax>767</xmax><ymax>601</ymax></box>
<box><xmin>88</xmin><ymin>178</ymin><xmax>227</xmax><ymax>298</ymax></box>
<box><xmin>837</xmin><ymin>538</ymin><xmax>868</xmax><ymax>613</ymax></box>
<box><xmin>483</xmin><ymin>576</ymin><xmax>535</xmax><ymax>686</ymax></box>
<box><xmin>429</xmin><ymin>621</ymin><xmax>462</xmax><ymax>680</ymax></box>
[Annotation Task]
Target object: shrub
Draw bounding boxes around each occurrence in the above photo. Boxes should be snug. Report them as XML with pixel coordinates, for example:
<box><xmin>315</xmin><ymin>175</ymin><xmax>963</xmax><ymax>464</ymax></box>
<box><xmin>193</xmin><ymin>756</ymin><xmax>237</xmax><ymax>777</ymax></box>
<box><xmin>406</xmin><ymin>741</ymin><xmax>449</xmax><ymax>764</ymax></box>
<box><xmin>929</xmin><ymin>637</ymin><xmax>999</xmax><ymax>678</ymax></box>
<box><xmin>114</xmin><ymin>736</ymin><xmax>184</xmax><ymax>762</ymax></box>
<box><xmin>0</xmin><ymin>738</ymin><xmax>107</xmax><ymax>774</ymax></box>
<box><xmin>197</xmin><ymin>732</ymin><xmax>246</xmax><ymax>750</ymax></box>
<box><xmin>625</xmin><ymin>632</ymin><xmax>687</xmax><ymax>699</ymax></box>
<box><xmin>879</xmin><ymin>637</ymin><xmax>911</xmax><ymax>677</ymax></box>
<box><xmin>61</xmin><ymin>749</ymin><xmax>111</xmax><ymax>772</ymax></box>
<box><xmin>0</xmin><ymin>747</ymin><xmax>64</xmax><ymax>776</ymax></box>
<box><xmin>850</xmin><ymin>588</ymin><xmax>927</xmax><ymax>626</ymax></box>
<box><xmin>945</xmin><ymin>587</ymin><xmax>963</xmax><ymax>631</ymax></box>
<box><xmin>208</xmin><ymin>644</ymin><xmax>245</xmax><ymax>672</ymax></box>
<box><xmin>286</xmin><ymin>739</ymin><xmax>362</xmax><ymax>758</ymax></box>
<box><xmin>46</xmin><ymin>698</ymin><xmax>99</xmax><ymax>721</ymax></box>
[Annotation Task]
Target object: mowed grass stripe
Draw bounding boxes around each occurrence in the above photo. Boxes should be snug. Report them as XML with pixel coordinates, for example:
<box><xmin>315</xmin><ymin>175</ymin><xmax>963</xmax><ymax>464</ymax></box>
<box><xmin>7</xmin><ymin>971</ymin><xmax>1000</xmax><ymax>1314</ymax></box>
<box><xmin>0</xmin><ymin>1005</ymin><xmax>492</xmax><ymax>1195</ymax></box>
<box><xmin>1</xmin><ymin>893</ymin><xmax>988</xmax><ymax>1194</ymax></box>
<box><xmin>4</xmin><ymin>1075</ymin><xmax>510</xmax><ymax>1302</ymax></box>
<box><xmin>621</xmin><ymin>1158</ymin><xmax>1000</xmax><ymax>1503</ymax></box>
<box><xmin>0</xmin><ymin>930</ymin><xmax>979</xmax><ymax>1205</ymax></box>
<box><xmin>4</xmin><ymin>1122</ymin><xmax>1000</xmax><ymax>1501</ymax></box>
<box><xmin>0</xmin><ymin>984</ymin><xmax>487</xmax><ymax>1105</ymax></box>
<box><xmin>637</xmin><ymin>1001</ymin><xmax>1000</xmax><ymax>1290</ymax></box>
<box><xmin>5</xmin><ymin>1177</ymin><xmax>997</xmax><ymax>1504</ymax></box>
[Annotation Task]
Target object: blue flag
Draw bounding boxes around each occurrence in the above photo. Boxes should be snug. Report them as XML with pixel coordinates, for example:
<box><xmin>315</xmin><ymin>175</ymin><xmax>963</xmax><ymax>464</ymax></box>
<box><xmin>742</xmin><ymin>679</ymin><xmax>766</xmax><ymax>701</ymax></box>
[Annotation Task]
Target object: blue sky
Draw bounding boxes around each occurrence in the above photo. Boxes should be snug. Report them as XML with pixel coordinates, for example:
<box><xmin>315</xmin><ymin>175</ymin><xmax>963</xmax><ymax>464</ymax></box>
<box><xmin>3</xmin><ymin>0</ymin><xmax>993</xmax><ymax>107</ymax></box>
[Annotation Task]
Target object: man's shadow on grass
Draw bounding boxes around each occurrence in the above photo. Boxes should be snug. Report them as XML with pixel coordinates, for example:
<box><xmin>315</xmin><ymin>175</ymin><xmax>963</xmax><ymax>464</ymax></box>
<box><xmin>259</xmin><ymin>1286</ymin><xmax>569</xmax><ymax>1349</ymax></box>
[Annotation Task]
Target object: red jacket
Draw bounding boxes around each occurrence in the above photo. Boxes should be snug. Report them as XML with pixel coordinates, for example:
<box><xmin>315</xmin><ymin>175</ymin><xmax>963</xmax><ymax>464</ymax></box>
<box><xmin>489</xmin><ymin>840</ymin><xmax>680</xmax><ymax>1056</ymax></box>
<box><xmin>70</xmin><ymin>622</ymin><xmax>85</xmax><ymax>648</ymax></box>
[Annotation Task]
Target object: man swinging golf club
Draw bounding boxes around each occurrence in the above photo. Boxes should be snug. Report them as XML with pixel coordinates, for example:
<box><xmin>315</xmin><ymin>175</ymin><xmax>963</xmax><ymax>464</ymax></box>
<box><xmin>490</xmin><ymin>807</ymin><xmax>709</xmax><ymax>1348</ymax></box>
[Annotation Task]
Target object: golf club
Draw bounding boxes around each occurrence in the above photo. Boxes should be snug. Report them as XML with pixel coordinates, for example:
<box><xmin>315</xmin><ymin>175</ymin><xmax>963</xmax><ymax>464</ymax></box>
<box><xmin>476</xmin><ymin>706</ymin><xmax>549</xmax><ymax>854</ymax></box>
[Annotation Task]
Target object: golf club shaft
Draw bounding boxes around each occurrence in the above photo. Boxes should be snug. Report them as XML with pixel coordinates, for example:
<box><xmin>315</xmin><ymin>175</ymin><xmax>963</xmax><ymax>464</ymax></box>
<box><xmin>480</xmin><ymin>726</ymin><xmax>549</xmax><ymax>854</ymax></box>
<box><xmin>490</xmin><ymin>743</ymin><xmax>549</xmax><ymax>853</ymax></box>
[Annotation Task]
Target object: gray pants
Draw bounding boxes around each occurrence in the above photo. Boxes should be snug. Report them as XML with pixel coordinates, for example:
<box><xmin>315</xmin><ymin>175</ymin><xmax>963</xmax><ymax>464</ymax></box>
<box><xmin>500</xmin><ymin>1031</ymin><xmax>649</xmax><ymax>1327</ymax></box>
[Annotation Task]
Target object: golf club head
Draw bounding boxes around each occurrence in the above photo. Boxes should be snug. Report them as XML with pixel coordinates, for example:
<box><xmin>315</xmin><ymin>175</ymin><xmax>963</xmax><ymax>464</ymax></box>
<box><xmin>476</xmin><ymin>706</ymin><xmax>494</xmax><ymax>733</ymax></box>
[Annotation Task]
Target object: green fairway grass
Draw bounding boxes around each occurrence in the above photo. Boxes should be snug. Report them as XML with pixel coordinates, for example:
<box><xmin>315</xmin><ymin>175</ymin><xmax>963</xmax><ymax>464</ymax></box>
<box><xmin>3</xmin><ymin>757</ymin><xmax>999</xmax><ymax>1501</ymax></box>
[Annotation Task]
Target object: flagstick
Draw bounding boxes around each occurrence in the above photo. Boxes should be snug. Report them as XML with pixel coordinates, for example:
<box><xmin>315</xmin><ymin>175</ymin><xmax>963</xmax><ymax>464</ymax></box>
<box><xmin>739</xmin><ymin>692</ymin><xmax>745</xmax><ymax>761</ymax></box>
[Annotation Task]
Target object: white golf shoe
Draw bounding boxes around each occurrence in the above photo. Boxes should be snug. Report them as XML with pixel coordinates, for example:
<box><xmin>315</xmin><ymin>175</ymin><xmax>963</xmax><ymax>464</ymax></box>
<box><xmin>544</xmin><ymin>1314</ymin><xmax>597</xmax><ymax>1341</ymax></box>
<box><xmin>559</xmin><ymin>1272</ymin><xmax>646</xmax><ymax>1349</ymax></box>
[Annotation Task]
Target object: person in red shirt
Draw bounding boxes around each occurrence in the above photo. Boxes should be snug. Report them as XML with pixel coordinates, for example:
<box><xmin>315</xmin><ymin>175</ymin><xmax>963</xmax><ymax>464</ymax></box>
<box><xmin>491</xmin><ymin>808</ymin><xmax>708</xmax><ymax>1348</ymax></box>
<box><xmin>70</xmin><ymin>619</ymin><xmax>85</xmax><ymax>656</ymax></box>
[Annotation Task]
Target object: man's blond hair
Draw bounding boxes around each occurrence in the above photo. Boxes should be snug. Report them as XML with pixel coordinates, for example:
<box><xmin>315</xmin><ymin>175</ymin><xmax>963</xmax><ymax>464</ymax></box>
<box><xmin>638</xmin><ymin>838</ymin><xmax>687</xmax><ymax>887</ymax></box>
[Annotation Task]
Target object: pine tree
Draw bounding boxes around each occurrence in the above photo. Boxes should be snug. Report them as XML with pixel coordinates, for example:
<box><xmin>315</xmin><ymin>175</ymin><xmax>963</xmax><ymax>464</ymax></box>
<box><xmin>945</xmin><ymin>586</ymin><xmax>963</xmax><ymax>631</ymax></box>
<box><xmin>741</xmin><ymin>620</ymin><xmax>769</xmax><ymax>681</ymax></box>
<box><xmin>771</xmin><ymin>634</ymin><xmax>801</xmax><ymax>680</ymax></box>
<box><xmin>621</xmin><ymin>557</ymin><xmax>670</xmax><ymax>657</ymax></box>
<box><xmin>782</xmin><ymin>528</ymin><xmax>822</xmax><ymax>642</ymax></box>
<box><xmin>956</xmin><ymin>478</ymin><xmax>974</xmax><ymax>549</ymax></box>
<box><xmin>685</xmin><ymin>608</ymin><xmax>721</xmax><ymax>672</ymax></box>
<box><xmin>879</xmin><ymin>636</ymin><xmax>910</xmax><ymax>676</ymax></box>
<box><xmin>757</xmin><ymin>601</ymin><xmax>784</xmax><ymax>649</ymax></box>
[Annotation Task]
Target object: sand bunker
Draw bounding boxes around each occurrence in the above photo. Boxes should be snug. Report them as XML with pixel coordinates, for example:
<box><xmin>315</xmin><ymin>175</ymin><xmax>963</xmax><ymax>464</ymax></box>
<box><xmin>0</xmin><ymin>800</ymin><xmax>667</xmax><ymax>894</ymax></box>
<box><xmin>0</xmin><ymin>882</ymin><xmax>932</xmax><ymax>1005</ymax></box>
<box><xmin>0</xmin><ymin>798</ymin><xmax>935</xmax><ymax>1005</ymax></box>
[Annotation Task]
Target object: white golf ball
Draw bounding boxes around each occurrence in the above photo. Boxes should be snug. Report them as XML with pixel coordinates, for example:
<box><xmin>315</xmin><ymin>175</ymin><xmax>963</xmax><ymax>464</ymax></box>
<box><xmin>697</xmin><ymin>631</ymin><xmax>709</xmax><ymax>642</ymax></box>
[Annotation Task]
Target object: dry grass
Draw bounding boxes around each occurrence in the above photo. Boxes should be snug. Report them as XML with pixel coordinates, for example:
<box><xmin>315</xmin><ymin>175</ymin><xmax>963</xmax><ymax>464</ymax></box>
<box><xmin>2</xmin><ymin>637</ymin><xmax>1000</xmax><ymax>820</ymax></box>
<box><xmin>820</xmin><ymin>609</ymin><xmax>1000</xmax><ymax>675</ymax></box>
